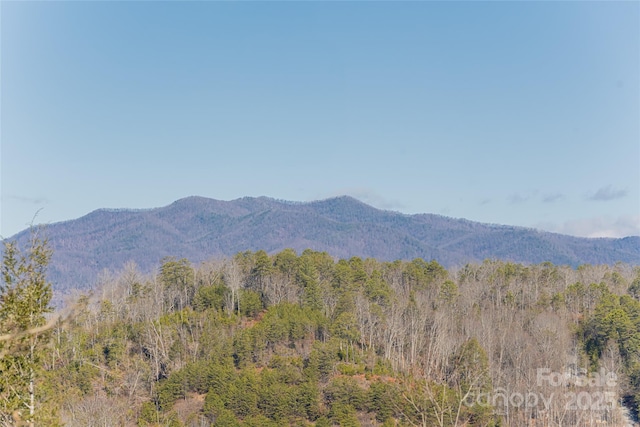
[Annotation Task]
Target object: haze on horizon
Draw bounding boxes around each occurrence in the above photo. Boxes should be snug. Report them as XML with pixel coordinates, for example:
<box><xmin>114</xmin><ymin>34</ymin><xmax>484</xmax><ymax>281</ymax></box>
<box><xmin>1</xmin><ymin>2</ymin><xmax>638</xmax><ymax>239</ymax></box>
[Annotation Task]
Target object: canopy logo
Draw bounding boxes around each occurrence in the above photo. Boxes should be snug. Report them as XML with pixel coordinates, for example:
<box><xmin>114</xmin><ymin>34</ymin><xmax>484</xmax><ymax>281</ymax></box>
<box><xmin>536</xmin><ymin>368</ymin><xmax>617</xmax><ymax>388</ymax></box>
<box><xmin>463</xmin><ymin>367</ymin><xmax>619</xmax><ymax>415</ymax></box>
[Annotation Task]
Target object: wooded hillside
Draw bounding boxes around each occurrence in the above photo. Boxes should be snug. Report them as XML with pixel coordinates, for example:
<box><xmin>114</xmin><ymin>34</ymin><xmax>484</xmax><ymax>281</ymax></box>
<box><xmin>2</xmin><ymin>243</ymin><xmax>640</xmax><ymax>426</ymax></box>
<box><xmin>8</xmin><ymin>196</ymin><xmax>639</xmax><ymax>299</ymax></box>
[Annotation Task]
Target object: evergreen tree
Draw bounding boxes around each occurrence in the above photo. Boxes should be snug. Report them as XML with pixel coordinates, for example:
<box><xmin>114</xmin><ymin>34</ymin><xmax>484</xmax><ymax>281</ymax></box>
<box><xmin>0</xmin><ymin>228</ymin><xmax>55</xmax><ymax>426</ymax></box>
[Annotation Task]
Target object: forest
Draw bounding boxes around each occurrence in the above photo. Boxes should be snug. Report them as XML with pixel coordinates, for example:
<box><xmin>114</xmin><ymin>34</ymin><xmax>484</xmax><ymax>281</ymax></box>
<box><xmin>1</xmin><ymin>232</ymin><xmax>640</xmax><ymax>426</ymax></box>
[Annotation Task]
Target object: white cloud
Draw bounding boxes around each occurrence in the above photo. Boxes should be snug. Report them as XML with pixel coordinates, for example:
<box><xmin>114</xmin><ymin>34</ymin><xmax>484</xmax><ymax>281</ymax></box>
<box><xmin>587</xmin><ymin>185</ymin><xmax>627</xmax><ymax>201</ymax></box>
<box><xmin>507</xmin><ymin>190</ymin><xmax>540</xmax><ymax>205</ymax></box>
<box><xmin>536</xmin><ymin>215</ymin><xmax>640</xmax><ymax>238</ymax></box>
<box><xmin>508</xmin><ymin>193</ymin><xmax>529</xmax><ymax>204</ymax></box>
<box><xmin>542</xmin><ymin>193</ymin><xmax>564</xmax><ymax>203</ymax></box>
<box><xmin>7</xmin><ymin>195</ymin><xmax>50</xmax><ymax>205</ymax></box>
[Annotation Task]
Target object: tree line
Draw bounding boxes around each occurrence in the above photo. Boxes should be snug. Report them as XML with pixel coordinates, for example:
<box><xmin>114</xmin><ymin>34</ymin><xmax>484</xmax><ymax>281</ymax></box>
<box><xmin>1</xmin><ymin>234</ymin><xmax>639</xmax><ymax>426</ymax></box>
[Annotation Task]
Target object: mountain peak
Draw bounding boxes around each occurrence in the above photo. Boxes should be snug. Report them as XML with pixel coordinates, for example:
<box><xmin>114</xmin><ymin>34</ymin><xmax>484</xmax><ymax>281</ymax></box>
<box><xmin>317</xmin><ymin>195</ymin><xmax>369</xmax><ymax>205</ymax></box>
<box><xmin>7</xmin><ymin>195</ymin><xmax>639</xmax><ymax>294</ymax></box>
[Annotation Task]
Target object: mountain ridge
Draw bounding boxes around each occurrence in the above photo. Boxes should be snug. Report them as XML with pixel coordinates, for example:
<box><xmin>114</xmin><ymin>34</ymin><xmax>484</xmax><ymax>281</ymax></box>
<box><xmin>5</xmin><ymin>195</ymin><xmax>640</xmax><ymax>295</ymax></box>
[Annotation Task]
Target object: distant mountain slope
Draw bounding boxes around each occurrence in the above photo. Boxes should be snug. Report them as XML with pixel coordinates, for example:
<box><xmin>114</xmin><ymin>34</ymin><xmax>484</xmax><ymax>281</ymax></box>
<box><xmin>5</xmin><ymin>196</ymin><xmax>640</xmax><ymax>293</ymax></box>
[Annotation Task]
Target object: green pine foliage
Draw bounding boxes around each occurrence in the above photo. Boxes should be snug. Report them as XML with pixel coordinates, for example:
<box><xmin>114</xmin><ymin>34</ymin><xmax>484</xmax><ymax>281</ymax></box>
<box><xmin>3</xmin><ymin>244</ymin><xmax>639</xmax><ymax>426</ymax></box>
<box><xmin>0</xmin><ymin>229</ymin><xmax>57</xmax><ymax>426</ymax></box>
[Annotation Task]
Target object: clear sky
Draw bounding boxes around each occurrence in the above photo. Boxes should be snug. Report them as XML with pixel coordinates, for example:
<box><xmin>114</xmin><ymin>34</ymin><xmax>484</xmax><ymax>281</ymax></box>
<box><xmin>1</xmin><ymin>1</ymin><xmax>638</xmax><ymax>239</ymax></box>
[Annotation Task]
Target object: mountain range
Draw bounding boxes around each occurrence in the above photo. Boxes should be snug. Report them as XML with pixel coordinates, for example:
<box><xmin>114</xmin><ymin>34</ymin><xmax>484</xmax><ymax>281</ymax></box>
<box><xmin>6</xmin><ymin>195</ymin><xmax>640</xmax><ymax>295</ymax></box>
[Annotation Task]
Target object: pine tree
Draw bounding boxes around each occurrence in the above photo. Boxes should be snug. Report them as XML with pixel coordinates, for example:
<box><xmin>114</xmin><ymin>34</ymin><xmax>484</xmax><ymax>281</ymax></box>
<box><xmin>0</xmin><ymin>228</ymin><xmax>54</xmax><ymax>426</ymax></box>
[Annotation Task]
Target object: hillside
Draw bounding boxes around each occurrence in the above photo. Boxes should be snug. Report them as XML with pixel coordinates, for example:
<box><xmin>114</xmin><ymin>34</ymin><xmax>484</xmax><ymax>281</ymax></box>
<box><xmin>6</xmin><ymin>195</ymin><xmax>640</xmax><ymax>294</ymax></box>
<box><xmin>4</xmin><ymin>249</ymin><xmax>639</xmax><ymax>425</ymax></box>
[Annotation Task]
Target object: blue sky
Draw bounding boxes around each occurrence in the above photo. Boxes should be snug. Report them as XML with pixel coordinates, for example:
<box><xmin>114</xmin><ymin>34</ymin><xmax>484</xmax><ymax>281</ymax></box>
<box><xmin>1</xmin><ymin>1</ymin><xmax>638</xmax><ymax>239</ymax></box>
